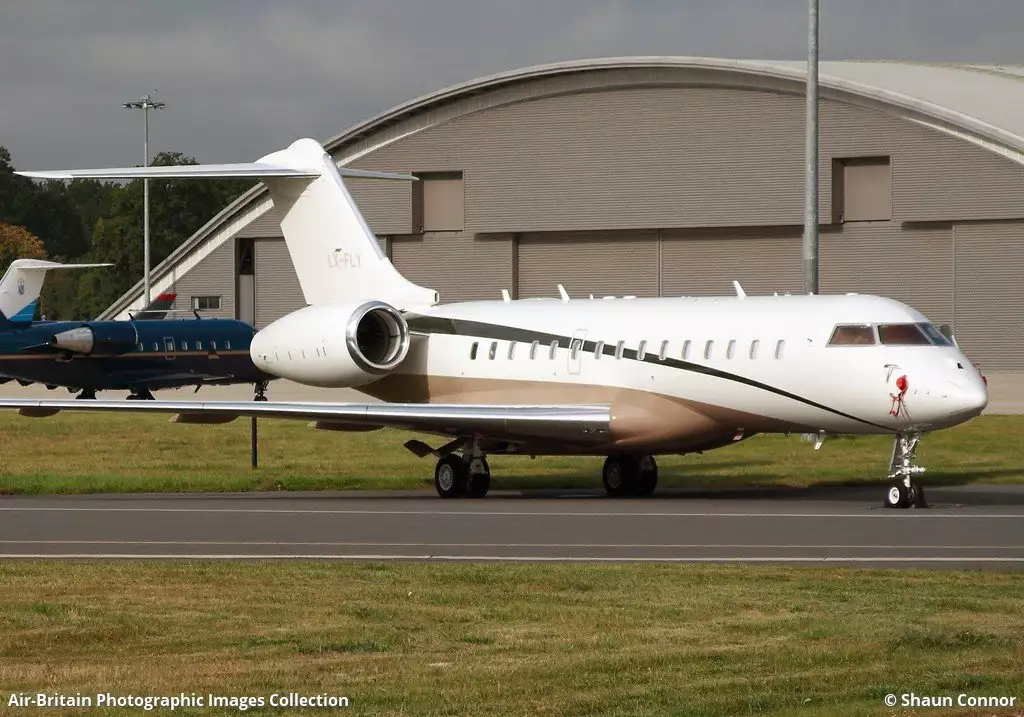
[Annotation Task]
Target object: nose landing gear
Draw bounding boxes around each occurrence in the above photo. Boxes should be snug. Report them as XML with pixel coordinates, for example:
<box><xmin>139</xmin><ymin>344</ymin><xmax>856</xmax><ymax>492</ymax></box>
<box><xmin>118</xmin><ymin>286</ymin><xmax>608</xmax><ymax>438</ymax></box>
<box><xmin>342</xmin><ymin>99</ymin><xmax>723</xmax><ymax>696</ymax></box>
<box><xmin>884</xmin><ymin>432</ymin><xmax>928</xmax><ymax>509</ymax></box>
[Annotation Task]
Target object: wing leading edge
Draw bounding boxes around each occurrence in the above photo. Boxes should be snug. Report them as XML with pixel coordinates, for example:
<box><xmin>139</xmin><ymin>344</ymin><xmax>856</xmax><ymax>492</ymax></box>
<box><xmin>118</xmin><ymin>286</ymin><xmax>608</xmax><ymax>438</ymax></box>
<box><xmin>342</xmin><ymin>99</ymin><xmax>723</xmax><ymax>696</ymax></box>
<box><xmin>0</xmin><ymin>399</ymin><xmax>610</xmax><ymax>444</ymax></box>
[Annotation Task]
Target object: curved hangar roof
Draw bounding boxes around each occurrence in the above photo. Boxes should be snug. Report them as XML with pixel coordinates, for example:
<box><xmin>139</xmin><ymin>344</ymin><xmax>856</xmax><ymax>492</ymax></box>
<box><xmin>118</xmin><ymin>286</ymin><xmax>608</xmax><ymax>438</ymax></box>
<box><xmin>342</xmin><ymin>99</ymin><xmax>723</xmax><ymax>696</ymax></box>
<box><xmin>102</xmin><ymin>56</ymin><xmax>1024</xmax><ymax>319</ymax></box>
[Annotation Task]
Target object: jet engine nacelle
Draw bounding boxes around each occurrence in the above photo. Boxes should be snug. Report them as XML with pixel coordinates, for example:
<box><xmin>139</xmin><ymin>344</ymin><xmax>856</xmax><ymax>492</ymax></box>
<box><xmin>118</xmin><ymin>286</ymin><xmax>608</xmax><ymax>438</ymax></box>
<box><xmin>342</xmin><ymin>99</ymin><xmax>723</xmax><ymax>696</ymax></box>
<box><xmin>50</xmin><ymin>323</ymin><xmax>139</xmax><ymax>355</ymax></box>
<box><xmin>250</xmin><ymin>300</ymin><xmax>410</xmax><ymax>388</ymax></box>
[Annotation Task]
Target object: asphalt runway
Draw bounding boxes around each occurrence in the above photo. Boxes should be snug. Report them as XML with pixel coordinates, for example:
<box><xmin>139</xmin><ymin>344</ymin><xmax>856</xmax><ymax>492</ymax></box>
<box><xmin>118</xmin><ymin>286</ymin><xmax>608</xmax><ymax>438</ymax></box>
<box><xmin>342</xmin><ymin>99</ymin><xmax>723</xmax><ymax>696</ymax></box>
<box><xmin>1</xmin><ymin>484</ymin><xmax>1023</xmax><ymax>569</ymax></box>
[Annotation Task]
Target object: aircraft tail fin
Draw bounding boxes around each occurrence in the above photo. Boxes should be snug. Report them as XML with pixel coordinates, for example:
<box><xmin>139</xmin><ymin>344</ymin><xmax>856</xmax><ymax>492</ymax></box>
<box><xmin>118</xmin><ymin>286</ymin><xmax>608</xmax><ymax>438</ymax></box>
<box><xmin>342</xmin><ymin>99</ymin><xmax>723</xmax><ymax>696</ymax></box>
<box><xmin>18</xmin><ymin>139</ymin><xmax>439</xmax><ymax>310</ymax></box>
<box><xmin>133</xmin><ymin>292</ymin><xmax>178</xmax><ymax>320</ymax></box>
<box><xmin>0</xmin><ymin>259</ymin><xmax>112</xmax><ymax>324</ymax></box>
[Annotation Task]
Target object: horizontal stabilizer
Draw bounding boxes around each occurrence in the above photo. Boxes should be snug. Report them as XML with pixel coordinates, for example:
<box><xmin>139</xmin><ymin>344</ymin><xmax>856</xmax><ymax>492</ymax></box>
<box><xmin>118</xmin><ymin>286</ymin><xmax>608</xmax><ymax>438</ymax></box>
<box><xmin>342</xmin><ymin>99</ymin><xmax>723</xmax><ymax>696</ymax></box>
<box><xmin>9</xmin><ymin>260</ymin><xmax>113</xmax><ymax>272</ymax></box>
<box><xmin>18</xmin><ymin>164</ymin><xmax>415</xmax><ymax>182</ymax></box>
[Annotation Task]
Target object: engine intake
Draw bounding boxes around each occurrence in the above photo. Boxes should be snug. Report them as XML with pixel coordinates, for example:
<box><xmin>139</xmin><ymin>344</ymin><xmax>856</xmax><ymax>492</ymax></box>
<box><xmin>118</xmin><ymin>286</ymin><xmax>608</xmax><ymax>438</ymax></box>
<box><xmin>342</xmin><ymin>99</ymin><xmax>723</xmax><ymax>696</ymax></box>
<box><xmin>346</xmin><ymin>301</ymin><xmax>410</xmax><ymax>373</ymax></box>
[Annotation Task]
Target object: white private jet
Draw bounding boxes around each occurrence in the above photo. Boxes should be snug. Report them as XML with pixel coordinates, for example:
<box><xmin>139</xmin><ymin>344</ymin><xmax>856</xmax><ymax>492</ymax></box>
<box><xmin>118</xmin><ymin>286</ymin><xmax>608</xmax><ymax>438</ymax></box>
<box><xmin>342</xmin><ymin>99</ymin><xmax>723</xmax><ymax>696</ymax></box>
<box><xmin>7</xmin><ymin>138</ymin><xmax>988</xmax><ymax>507</ymax></box>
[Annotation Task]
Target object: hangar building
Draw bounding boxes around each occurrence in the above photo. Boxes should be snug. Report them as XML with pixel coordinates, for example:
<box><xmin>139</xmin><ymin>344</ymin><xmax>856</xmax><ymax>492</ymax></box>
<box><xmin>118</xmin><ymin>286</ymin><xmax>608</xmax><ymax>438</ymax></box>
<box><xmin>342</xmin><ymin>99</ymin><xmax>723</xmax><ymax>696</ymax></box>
<box><xmin>101</xmin><ymin>57</ymin><xmax>1024</xmax><ymax>376</ymax></box>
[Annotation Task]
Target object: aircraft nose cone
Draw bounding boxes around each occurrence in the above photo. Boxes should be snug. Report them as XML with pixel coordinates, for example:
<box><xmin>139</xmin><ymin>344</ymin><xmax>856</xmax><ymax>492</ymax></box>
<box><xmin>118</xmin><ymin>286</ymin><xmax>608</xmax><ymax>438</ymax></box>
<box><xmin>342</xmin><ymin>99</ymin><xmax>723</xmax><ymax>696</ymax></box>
<box><xmin>946</xmin><ymin>379</ymin><xmax>989</xmax><ymax>419</ymax></box>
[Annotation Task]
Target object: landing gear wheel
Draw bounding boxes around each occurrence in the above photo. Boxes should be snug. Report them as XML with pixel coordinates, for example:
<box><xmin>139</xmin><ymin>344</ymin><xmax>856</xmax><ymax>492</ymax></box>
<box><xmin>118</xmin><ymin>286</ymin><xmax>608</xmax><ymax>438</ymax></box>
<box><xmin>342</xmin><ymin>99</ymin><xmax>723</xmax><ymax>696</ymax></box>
<box><xmin>633</xmin><ymin>455</ymin><xmax>658</xmax><ymax>497</ymax></box>
<box><xmin>435</xmin><ymin>455</ymin><xmax>468</xmax><ymax>499</ymax></box>
<box><xmin>76</xmin><ymin>389</ymin><xmax>97</xmax><ymax>400</ymax></box>
<box><xmin>602</xmin><ymin>456</ymin><xmax>637</xmax><ymax>497</ymax></box>
<box><xmin>885</xmin><ymin>483</ymin><xmax>910</xmax><ymax>509</ymax></box>
<box><xmin>465</xmin><ymin>459</ymin><xmax>491</xmax><ymax>498</ymax></box>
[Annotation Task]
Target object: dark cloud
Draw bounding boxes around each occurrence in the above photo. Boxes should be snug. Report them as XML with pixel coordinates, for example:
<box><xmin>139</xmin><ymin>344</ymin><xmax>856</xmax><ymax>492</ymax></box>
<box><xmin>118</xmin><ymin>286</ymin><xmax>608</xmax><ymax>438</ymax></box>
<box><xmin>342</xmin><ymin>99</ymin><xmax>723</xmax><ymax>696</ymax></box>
<box><xmin>4</xmin><ymin>0</ymin><xmax>1024</xmax><ymax>168</ymax></box>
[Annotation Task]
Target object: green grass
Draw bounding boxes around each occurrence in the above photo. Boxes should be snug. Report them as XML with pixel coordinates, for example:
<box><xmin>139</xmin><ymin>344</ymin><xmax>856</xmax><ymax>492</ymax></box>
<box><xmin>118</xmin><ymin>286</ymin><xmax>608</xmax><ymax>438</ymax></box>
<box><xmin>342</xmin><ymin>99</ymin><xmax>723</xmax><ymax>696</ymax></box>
<box><xmin>0</xmin><ymin>562</ymin><xmax>1021</xmax><ymax>716</ymax></box>
<box><xmin>0</xmin><ymin>413</ymin><xmax>1022</xmax><ymax>494</ymax></box>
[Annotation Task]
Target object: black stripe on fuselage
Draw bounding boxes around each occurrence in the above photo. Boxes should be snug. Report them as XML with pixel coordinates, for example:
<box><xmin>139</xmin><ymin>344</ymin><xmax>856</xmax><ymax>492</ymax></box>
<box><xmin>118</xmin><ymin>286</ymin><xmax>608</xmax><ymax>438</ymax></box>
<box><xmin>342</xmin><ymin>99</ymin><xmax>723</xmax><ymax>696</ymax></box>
<box><xmin>406</xmin><ymin>314</ymin><xmax>890</xmax><ymax>431</ymax></box>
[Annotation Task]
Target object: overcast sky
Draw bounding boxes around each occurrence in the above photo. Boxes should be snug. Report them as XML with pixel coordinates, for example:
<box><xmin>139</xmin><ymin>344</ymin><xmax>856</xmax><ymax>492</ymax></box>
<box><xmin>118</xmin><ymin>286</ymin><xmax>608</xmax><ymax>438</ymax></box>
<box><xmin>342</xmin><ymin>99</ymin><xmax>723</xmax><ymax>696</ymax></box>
<box><xmin>4</xmin><ymin>0</ymin><xmax>1024</xmax><ymax>169</ymax></box>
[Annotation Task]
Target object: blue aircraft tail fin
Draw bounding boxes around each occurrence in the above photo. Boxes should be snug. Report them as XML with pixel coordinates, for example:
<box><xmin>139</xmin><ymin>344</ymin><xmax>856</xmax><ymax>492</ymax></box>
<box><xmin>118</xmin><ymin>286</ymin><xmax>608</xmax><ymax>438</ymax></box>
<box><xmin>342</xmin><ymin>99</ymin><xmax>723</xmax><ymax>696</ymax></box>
<box><xmin>0</xmin><ymin>259</ymin><xmax>112</xmax><ymax>328</ymax></box>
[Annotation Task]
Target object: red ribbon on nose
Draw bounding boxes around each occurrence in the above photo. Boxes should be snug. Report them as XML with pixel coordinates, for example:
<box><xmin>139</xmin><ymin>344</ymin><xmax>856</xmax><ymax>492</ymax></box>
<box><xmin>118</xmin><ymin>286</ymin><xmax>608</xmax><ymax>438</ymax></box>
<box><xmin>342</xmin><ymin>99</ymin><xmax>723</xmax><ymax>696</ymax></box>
<box><xmin>890</xmin><ymin>375</ymin><xmax>909</xmax><ymax>417</ymax></box>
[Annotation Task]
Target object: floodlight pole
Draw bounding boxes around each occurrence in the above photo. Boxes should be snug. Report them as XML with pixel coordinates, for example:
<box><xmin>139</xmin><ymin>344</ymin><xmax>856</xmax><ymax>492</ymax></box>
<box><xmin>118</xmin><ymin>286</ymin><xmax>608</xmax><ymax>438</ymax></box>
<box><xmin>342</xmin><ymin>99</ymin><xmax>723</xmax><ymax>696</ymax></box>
<box><xmin>123</xmin><ymin>93</ymin><xmax>166</xmax><ymax>305</ymax></box>
<box><xmin>802</xmin><ymin>0</ymin><xmax>820</xmax><ymax>295</ymax></box>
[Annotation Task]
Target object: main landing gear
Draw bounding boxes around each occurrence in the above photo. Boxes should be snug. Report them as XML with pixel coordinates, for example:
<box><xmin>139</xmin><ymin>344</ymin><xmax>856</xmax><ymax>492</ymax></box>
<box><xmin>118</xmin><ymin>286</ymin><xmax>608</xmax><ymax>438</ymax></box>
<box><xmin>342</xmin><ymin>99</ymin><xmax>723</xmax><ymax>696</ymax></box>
<box><xmin>602</xmin><ymin>455</ymin><xmax>658</xmax><ymax>497</ymax></box>
<box><xmin>884</xmin><ymin>432</ymin><xmax>928</xmax><ymax>509</ymax></box>
<box><xmin>434</xmin><ymin>441</ymin><xmax>490</xmax><ymax>499</ymax></box>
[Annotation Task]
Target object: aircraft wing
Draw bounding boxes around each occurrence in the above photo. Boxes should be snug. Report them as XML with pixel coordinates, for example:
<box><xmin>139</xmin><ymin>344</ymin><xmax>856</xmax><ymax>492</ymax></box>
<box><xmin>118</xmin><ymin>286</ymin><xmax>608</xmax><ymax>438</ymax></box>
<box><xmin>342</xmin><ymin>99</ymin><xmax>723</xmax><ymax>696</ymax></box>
<box><xmin>0</xmin><ymin>399</ymin><xmax>610</xmax><ymax>444</ymax></box>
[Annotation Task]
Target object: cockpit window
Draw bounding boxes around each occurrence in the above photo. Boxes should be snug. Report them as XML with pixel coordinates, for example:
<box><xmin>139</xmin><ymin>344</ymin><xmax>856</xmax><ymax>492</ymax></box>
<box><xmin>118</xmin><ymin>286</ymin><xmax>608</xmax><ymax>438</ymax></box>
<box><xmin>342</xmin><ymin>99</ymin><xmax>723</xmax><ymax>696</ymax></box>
<box><xmin>828</xmin><ymin>325</ymin><xmax>876</xmax><ymax>346</ymax></box>
<box><xmin>917</xmin><ymin>323</ymin><xmax>953</xmax><ymax>347</ymax></box>
<box><xmin>878</xmin><ymin>323</ymin><xmax>931</xmax><ymax>345</ymax></box>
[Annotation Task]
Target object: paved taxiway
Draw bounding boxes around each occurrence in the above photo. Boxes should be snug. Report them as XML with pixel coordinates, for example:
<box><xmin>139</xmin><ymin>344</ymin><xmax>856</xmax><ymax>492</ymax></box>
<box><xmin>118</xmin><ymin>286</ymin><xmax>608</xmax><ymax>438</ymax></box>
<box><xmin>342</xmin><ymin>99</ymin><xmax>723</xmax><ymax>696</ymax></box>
<box><xmin>1</xmin><ymin>484</ymin><xmax>1022</xmax><ymax>568</ymax></box>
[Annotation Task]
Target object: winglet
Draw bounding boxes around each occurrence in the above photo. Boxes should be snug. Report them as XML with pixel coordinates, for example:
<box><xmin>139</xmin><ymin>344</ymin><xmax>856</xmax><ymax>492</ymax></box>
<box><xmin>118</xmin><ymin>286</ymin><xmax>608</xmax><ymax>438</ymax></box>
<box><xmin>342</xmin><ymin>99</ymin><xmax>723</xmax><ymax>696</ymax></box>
<box><xmin>557</xmin><ymin>284</ymin><xmax>570</xmax><ymax>302</ymax></box>
<box><xmin>733</xmin><ymin>280</ymin><xmax>746</xmax><ymax>298</ymax></box>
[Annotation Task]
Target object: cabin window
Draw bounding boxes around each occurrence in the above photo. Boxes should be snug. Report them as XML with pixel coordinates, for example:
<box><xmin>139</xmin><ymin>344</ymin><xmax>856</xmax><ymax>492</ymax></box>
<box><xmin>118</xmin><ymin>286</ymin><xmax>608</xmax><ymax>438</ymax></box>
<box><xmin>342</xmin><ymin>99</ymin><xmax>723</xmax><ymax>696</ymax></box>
<box><xmin>508</xmin><ymin>342</ymin><xmax>516</xmax><ymax>360</ymax></box>
<box><xmin>615</xmin><ymin>341</ymin><xmax>625</xmax><ymax>360</ymax></box>
<box><xmin>529</xmin><ymin>341</ymin><xmax>539</xmax><ymax>360</ymax></box>
<box><xmin>192</xmin><ymin>296</ymin><xmax>221</xmax><ymax>311</ymax></box>
<box><xmin>594</xmin><ymin>341</ymin><xmax>605</xmax><ymax>359</ymax></box>
<box><xmin>488</xmin><ymin>341</ymin><xmax>497</xmax><ymax>360</ymax></box>
<box><xmin>775</xmin><ymin>339</ymin><xmax>786</xmax><ymax>359</ymax></box>
<box><xmin>180</xmin><ymin>341</ymin><xmax>187</xmax><ymax>352</ymax></box>
<box><xmin>195</xmin><ymin>340</ymin><xmax>202</xmax><ymax>351</ymax></box>
<box><xmin>704</xmin><ymin>340</ymin><xmax>714</xmax><ymax>360</ymax></box>
<box><xmin>828</xmin><ymin>325</ymin><xmax>877</xmax><ymax>346</ymax></box>
<box><xmin>878</xmin><ymin>324</ymin><xmax>931</xmax><ymax>346</ymax></box>
<box><xmin>570</xmin><ymin>340</ymin><xmax>582</xmax><ymax>360</ymax></box>
<box><xmin>470</xmin><ymin>342</ymin><xmax>479</xmax><ymax>360</ymax></box>
<box><xmin>153</xmin><ymin>342</ymin><xmax>159</xmax><ymax>352</ymax></box>
<box><xmin>658</xmin><ymin>340</ymin><xmax>669</xmax><ymax>361</ymax></box>
<box><xmin>549</xmin><ymin>340</ymin><xmax>558</xmax><ymax>359</ymax></box>
<box><xmin>136</xmin><ymin>342</ymin><xmax>143</xmax><ymax>352</ymax></box>
<box><xmin>682</xmin><ymin>340</ymin><xmax>691</xmax><ymax>360</ymax></box>
<box><xmin>211</xmin><ymin>341</ymin><xmax>218</xmax><ymax>351</ymax></box>
<box><xmin>637</xmin><ymin>340</ymin><xmax>647</xmax><ymax>361</ymax></box>
<box><xmin>225</xmin><ymin>340</ymin><xmax>232</xmax><ymax>350</ymax></box>
<box><xmin>726</xmin><ymin>340</ymin><xmax>736</xmax><ymax>359</ymax></box>
<box><xmin>749</xmin><ymin>339</ymin><xmax>760</xmax><ymax>359</ymax></box>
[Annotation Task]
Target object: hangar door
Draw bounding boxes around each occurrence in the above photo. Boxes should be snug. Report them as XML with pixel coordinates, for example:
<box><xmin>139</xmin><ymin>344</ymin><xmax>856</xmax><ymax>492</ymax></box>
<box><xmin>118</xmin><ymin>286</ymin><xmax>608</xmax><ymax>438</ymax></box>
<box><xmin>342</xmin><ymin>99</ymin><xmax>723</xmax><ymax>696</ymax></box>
<box><xmin>660</xmin><ymin>228</ymin><xmax>803</xmax><ymax>297</ymax></box>
<box><xmin>953</xmin><ymin>221</ymin><xmax>1024</xmax><ymax>370</ymax></box>
<box><xmin>254</xmin><ymin>238</ymin><xmax>304</xmax><ymax>328</ymax></box>
<box><xmin>517</xmin><ymin>231</ymin><xmax>659</xmax><ymax>299</ymax></box>
<box><xmin>819</xmin><ymin>224</ymin><xmax>953</xmax><ymax>325</ymax></box>
<box><xmin>391</xmin><ymin>233</ymin><xmax>513</xmax><ymax>304</ymax></box>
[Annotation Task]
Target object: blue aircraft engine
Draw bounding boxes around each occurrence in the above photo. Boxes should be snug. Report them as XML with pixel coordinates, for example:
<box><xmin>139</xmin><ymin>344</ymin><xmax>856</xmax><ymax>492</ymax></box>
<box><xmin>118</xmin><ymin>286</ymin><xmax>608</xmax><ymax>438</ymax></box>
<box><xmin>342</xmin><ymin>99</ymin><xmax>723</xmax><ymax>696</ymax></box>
<box><xmin>49</xmin><ymin>323</ymin><xmax>139</xmax><ymax>356</ymax></box>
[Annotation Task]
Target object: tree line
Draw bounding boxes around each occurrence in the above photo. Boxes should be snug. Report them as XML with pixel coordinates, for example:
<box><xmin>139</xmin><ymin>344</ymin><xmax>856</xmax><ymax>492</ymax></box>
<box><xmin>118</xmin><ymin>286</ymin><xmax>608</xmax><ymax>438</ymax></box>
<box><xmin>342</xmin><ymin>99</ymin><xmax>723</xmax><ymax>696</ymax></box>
<box><xmin>0</xmin><ymin>145</ymin><xmax>253</xmax><ymax>320</ymax></box>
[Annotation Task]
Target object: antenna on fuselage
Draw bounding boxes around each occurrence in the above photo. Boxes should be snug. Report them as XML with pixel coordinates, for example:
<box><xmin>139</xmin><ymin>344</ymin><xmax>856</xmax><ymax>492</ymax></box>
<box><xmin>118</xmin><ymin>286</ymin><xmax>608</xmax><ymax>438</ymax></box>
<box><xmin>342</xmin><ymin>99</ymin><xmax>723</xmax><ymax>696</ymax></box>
<box><xmin>501</xmin><ymin>289</ymin><xmax>511</xmax><ymax>303</ymax></box>
<box><xmin>732</xmin><ymin>280</ymin><xmax>746</xmax><ymax>298</ymax></box>
<box><xmin>557</xmin><ymin>284</ymin><xmax>570</xmax><ymax>302</ymax></box>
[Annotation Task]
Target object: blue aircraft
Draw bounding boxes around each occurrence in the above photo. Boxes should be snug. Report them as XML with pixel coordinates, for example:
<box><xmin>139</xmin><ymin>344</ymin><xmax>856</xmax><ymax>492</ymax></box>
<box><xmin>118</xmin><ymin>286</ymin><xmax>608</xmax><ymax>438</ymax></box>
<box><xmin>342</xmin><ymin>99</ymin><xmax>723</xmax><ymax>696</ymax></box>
<box><xmin>0</xmin><ymin>260</ymin><xmax>273</xmax><ymax>400</ymax></box>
